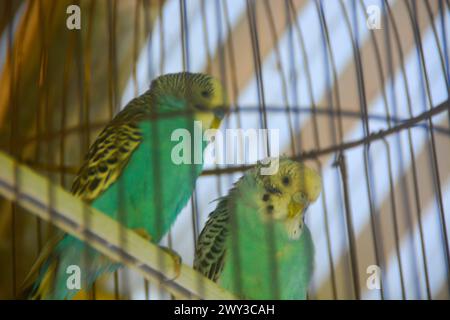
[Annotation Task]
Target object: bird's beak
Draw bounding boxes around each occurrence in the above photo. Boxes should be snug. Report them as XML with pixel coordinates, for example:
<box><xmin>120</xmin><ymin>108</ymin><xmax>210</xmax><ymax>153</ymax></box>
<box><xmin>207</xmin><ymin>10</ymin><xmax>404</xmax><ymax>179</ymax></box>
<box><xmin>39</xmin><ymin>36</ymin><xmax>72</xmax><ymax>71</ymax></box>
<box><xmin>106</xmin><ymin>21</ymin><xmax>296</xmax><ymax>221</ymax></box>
<box><xmin>211</xmin><ymin>106</ymin><xmax>227</xmax><ymax>129</ymax></box>
<box><xmin>213</xmin><ymin>106</ymin><xmax>227</xmax><ymax>120</ymax></box>
<box><xmin>287</xmin><ymin>192</ymin><xmax>307</xmax><ymax>219</ymax></box>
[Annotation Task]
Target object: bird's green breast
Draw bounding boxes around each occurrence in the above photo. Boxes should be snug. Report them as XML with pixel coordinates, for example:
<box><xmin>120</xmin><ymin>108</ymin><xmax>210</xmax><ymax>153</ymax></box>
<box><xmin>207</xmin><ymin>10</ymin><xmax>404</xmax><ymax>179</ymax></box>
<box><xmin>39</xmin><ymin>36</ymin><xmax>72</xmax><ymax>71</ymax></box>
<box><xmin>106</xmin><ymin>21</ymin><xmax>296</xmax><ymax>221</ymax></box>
<box><xmin>219</xmin><ymin>199</ymin><xmax>315</xmax><ymax>299</ymax></box>
<box><xmin>91</xmin><ymin>115</ymin><xmax>205</xmax><ymax>241</ymax></box>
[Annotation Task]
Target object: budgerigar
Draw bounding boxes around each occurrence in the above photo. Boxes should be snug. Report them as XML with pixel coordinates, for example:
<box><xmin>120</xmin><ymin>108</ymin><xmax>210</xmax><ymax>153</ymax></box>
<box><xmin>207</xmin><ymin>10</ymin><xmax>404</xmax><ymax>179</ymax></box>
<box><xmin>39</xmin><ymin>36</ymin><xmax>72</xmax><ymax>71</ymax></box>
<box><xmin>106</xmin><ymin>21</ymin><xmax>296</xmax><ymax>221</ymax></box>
<box><xmin>21</xmin><ymin>72</ymin><xmax>228</xmax><ymax>299</ymax></box>
<box><xmin>194</xmin><ymin>158</ymin><xmax>321</xmax><ymax>299</ymax></box>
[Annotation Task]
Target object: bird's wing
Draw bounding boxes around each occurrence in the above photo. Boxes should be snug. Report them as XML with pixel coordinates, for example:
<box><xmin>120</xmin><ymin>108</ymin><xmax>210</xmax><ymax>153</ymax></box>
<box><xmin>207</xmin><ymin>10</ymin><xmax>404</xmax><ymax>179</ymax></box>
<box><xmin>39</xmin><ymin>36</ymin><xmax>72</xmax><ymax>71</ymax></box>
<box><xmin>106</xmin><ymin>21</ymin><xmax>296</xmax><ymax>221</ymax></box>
<box><xmin>194</xmin><ymin>199</ymin><xmax>230</xmax><ymax>282</ymax></box>
<box><xmin>70</xmin><ymin>106</ymin><xmax>145</xmax><ymax>202</ymax></box>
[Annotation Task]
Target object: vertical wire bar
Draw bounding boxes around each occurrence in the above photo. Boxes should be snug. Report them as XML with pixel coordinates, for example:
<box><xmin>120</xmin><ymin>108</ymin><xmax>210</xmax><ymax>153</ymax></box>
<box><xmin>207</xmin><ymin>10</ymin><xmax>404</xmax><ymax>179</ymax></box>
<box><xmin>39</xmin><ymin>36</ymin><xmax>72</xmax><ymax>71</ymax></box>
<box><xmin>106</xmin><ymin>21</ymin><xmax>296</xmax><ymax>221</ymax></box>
<box><xmin>284</xmin><ymin>0</ymin><xmax>302</xmax><ymax>152</ymax></box>
<box><xmin>7</xmin><ymin>0</ymin><xmax>41</xmax><ymax>298</ymax></box>
<box><xmin>181</xmin><ymin>0</ymin><xmax>204</xmax><ymax>301</ymax></box>
<box><xmin>158</xmin><ymin>0</ymin><xmax>165</xmax><ymax>77</ymax></box>
<box><xmin>317</xmin><ymin>0</ymin><xmax>344</xmax><ymax>300</ymax></box>
<box><xmin>79</xmin><ymin>0</ymin><xmax>96</xmax><ymax>300</ymax></box>
<box><xmin>84</xmin><ymin>0</ymin><xmax>96</xmax><ymax>174</ymax></box>
<box><xmin>340</xmin><ymin>0</ymin><xmax>385</xmax><ymax>299</ymax></box>
<box><xmin>211</xmin><ymin>1</ymin><xmax>225</xmax><ymax>276</ymax></box>
<box><xmin>382</xmin><ymin>2</ymin><xmax>429</xmax><ymax>299</ymax></box>
<box><xmin>382</xmin><ymin>0</ymin><xmax>413</xmax><ymax>300</ymax></box>
<box><xmin>287</xmin><ymin>0</ymin><xmax>333</xmax><ymax>300</ymax></box>
<box><xmin>382</xmin><ymin>137</ymin><xmax>406</xmax><ymax>298</ymax></box>
<box><xmin>424</xmin><ymin>0</ymin><xmax>450</xmax><ymax>134</ymax></box>
<box><xmin>374</xmin><ymin>0</ymin><xmax>409</xmax><ymax>299</ymax></box>
<box><xmin>382</xmin><ymin>1</ymin><xmax>419</xmax><ymax>299</ymax></box>
<box><xmin>179</xmin><ymin>0</ymin><xmax>196</xmax><ymax>244</ymax></box>
<box><xmin>425</xmin><ymin>0</ymin><xmax>450</xmax><ymax>141</ymax></box>
<box><xmin>356</xmin><ymin>1</ymin><xmax>385</xmax><ymax>300</ymax></box>
<box><xmin>220</xmin><ymin>0</ymin><xmax>242</xmax><ymax>230</ymax></box>
<box><xmin>142</xmin><ymin>0</ymin><xmax>151</xmax><ymax>300</ymax></box>
<box><xmin>336</xmin><ymin>153</ymin><xmax>361</xmax><ymax>299</ymax></box>
<box><xmin>357</xmin><ymin>0</ymin><xmax>391</xmax><ymax>126</ymax></box>
<box><xmin>107</xmin><ymin>0</ymin><xmax>126</xmax><ymax>299</ymax></box>
<box><xmin>149</xmin><ymin>7</ymin><xmax>165</xmax><ymax>296</ymax></box>
<box><xmin>246</xmin><ymin>0</ymin><xmax>279</xmax><ymax>299</ymax></box>
<box><xmin>180</xmin><ymin>0</ymin><xmax>202</xmax><ymax>268</ymax></box>
<box><xmin>358</xmin><ymin>0</ymin><xmax>405</xmax><ymax>299</ymax></box>
<box><xmin>72</xmin><ymin>1</ymin><xmax>96</xmax><ymax>300</ymax></box>
<box><xmin>153</xmin><ymin>0</ymin><xmax>165</xmax><ymax>300</ymax></box>
<box><xmin>193</xmin><ymin>0</ymin><xmax>214</xmax><ymax>298</ymax></box>
<box><xmin>60</xmin><ymin>10</ymin><xmax>75</xmax><ymax>208</ymax></box>
<box><xmin>222</xmin><ymin>0</ymin><xmax>244</xmax><ymax>156</ymax></box>
<box><xmin>288</xmin><ymin>1</ymin><xmax>338</xmax><ymax>301</ymax></box>
<box><xmin>132</xmin><ymin>0</ymin><xmax>141</xmax><ymax>98</ymax></box>
<box><xmin>180</xmin><ymin>0</ymin><xmax>190</xmax><ymax>72</ymax></box>
<box><xmin>35</xmin><ymin>0</ymin><xmax>51</xmax><ymax>259</ymax></box>
<box><xmin>407</xmin><ymin>0</ymin><xmax>450</xmax><ymax>295</ymax></box>
<box><xmin>220</xmin><ymin>0</ymin><xmax>243</xmax><ymax>298</ymax></box>
<box><xmin>75</xmin><ymin>0</ymin><xmax>88</xmax><ymax>166</ymax></box>
<box><xmin>107</xmin><ymin>0</ymin><xmax>118</xmax><ymax>299</ymax></box>
<box><xmin>148</xmin><ymin>0</ymin><xmax>167</xmax><ymax>299</ymax></box>
<box><xmin>264</xmin><ymin>0</ymin><xmax>296</xmax><ymax>155</ymax></box>
<box><xmin>315</xmin><ymin>0</ymin><xmax>343</xmax><ymax>299</ymax></box>
<box><xmin>439</xmin><ymin>0</ymin><xmax>450</xmax><ymax>87</ymax></box>
<box><xmin>107</xmin><ymin>0</ymin><xmax>118</xmax><ymax>117</ymax></box>
<box><xmin>71</xmin><ymin>0</ymin><xmax>90</xmax><ymax>300</ymax></box>
<box><xmin>423</xmin><ymin>0</ymin><xmax>450</xmax><ymax>92</ymax></box>
<box><xmin>201</xmin><ymin>0</ymin><xmax>212</xmax><ymax>74</ymax></box>
<box><xmin>213</xmin><ymin>0</ymin><xmax>225</xmax><ymax>220</ymax></box>
<box><xmin>149</xmin><ymin>3</ymin><xmax>164</xmax><ymax>295</ymax></box>
<box><xmin>35</xmin><ymin>0</ymin><xmax>46</xmax><ymax>253</ymax></box>
<box><xmin>6</xmin><ymin>0</ymin><xmax>17</xmax><ymax>298</ymax></box>
<box><xmin>246</xmin><ymin>0</ymin><xmax>270</xmax><ymax>152</ymax></box>
<box><xmin>36</xmin><ymin>0</ymin><xmax>55</xmax><ymax>297</ymax></box>
<box><xmin>263</xmin><ymin>0</ymin><xmax>296</xmax><ymax>156</ymax></box>
<box><xmin>384</xmin><ymin>0</ymin><xmax>431</xmax><ymax>299</ymax></box>
<box><xmin>41</xmin><ymin>1</ymin><xmax>56</xmax><ymax>282</ymax></box>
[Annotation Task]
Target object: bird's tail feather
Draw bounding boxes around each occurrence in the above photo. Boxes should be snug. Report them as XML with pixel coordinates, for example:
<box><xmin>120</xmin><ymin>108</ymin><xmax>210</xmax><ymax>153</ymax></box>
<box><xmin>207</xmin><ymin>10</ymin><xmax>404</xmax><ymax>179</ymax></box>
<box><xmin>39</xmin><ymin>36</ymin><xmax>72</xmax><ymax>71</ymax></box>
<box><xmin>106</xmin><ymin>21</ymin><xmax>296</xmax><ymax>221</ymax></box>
<box><xmin>18</xmin><ymin>233</ymin><xmax>64</xmax><ymax>300</ymax></box>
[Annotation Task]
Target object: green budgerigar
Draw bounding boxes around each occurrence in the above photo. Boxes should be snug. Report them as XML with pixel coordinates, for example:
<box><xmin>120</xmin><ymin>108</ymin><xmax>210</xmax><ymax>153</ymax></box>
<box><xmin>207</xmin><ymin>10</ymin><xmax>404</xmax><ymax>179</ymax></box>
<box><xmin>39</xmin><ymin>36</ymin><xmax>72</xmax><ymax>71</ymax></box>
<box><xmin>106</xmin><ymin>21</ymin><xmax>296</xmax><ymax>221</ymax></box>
<box><xmin>194</xmin><ymin>158</ymin><xmax>321</xmax><ymax>299</ymax></box>
<box><xmin>21</xmin><ymin>72</ymin><xmax>228</xmax><ymax>299</ymax></box>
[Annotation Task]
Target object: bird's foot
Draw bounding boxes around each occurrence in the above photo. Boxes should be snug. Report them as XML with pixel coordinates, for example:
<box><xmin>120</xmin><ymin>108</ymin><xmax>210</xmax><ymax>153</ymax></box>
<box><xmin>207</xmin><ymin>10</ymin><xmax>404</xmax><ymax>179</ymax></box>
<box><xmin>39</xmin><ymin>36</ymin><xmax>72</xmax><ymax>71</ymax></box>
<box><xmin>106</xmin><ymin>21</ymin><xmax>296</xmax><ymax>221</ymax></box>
<box><xmin>133</xmin><ymin>228</ymin><xmax>153</xmax><ymax>241</ymax></box>
<box><xmin>132</xmin><ymin>228</ymin><xmax>181</xmax><ymax>280</ymax></box>
<box><xmin>159</xmin><ymin>246</ymin><xmax>182</xmax><ymax>281</ymax></box>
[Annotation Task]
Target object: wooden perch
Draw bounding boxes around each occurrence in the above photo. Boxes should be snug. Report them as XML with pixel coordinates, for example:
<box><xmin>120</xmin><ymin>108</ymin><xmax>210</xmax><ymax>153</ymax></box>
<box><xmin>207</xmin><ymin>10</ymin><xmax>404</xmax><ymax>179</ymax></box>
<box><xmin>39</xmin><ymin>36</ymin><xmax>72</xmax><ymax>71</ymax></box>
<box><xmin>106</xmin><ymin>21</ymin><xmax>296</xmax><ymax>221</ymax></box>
<box><xmin>0</xmin><ymin>150</ymin><xmax>236</xmax><ymax>300</ymax></box>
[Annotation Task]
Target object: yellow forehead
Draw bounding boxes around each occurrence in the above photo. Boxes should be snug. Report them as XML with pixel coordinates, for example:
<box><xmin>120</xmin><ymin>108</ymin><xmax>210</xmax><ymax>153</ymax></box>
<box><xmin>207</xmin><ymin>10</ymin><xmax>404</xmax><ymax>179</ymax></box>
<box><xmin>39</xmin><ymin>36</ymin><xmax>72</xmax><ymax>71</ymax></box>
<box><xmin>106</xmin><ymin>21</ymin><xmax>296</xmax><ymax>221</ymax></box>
<box><xmin>272</xmin><ymin>160</ymin><xmax>322</xmax><ymax>201</ymax></box>
<box><xmin>207</xmin><ymin>77</ymin><xmax>227</xmax><ymax>105</ymax></box>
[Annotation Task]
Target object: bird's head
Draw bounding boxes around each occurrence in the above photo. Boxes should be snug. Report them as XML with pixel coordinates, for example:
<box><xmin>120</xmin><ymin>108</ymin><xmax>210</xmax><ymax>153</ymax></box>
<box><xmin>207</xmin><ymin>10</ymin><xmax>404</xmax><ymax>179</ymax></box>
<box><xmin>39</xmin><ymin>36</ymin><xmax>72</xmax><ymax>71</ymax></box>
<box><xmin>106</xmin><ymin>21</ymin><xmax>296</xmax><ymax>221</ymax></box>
<box><xmin>149</xmin><ymin>72</ymin><xmax>229</xmax><ymax>129</ymax></box>
<box><xmin>255</xmin><ymin>158</ymin><xmax>322</xmax><ymax>240</ymax></box>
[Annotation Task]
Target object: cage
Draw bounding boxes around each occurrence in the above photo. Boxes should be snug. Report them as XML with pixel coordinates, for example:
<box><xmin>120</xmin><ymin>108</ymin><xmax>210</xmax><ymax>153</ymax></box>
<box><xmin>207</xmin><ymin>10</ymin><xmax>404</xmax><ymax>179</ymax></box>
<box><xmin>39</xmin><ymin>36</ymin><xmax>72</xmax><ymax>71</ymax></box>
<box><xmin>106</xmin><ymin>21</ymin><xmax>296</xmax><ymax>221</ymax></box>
<box><xmin>0</xmin><ymin>0</ymin><xmax>449</xmax><ymax>300</ymax></box>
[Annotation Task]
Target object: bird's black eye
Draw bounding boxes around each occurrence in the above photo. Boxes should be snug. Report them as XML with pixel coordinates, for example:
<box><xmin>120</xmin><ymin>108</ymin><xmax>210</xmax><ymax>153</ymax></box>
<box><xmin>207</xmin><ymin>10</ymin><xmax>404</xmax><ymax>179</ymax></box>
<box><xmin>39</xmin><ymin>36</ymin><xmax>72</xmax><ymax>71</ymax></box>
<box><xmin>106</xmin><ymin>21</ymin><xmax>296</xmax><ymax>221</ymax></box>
<box><xmin>282</xmin><ymin>176</ymin><xmax>290</xmax><ymax>186</ymax></box>
<box><xmin>201</xmin><ymin>90</ymin><xmax>211</xmax><ymax>98</ymax></box>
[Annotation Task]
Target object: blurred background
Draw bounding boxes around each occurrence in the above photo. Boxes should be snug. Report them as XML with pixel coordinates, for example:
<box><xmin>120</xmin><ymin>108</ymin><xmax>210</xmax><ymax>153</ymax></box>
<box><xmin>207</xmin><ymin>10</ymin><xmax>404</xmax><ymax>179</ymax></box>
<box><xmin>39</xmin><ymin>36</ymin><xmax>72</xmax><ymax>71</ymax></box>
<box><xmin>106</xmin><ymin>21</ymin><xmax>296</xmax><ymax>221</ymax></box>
<box><xmin>0</xmin><ymin>0</ymin><xmax>449</xmax><ymax>300</ymax></box>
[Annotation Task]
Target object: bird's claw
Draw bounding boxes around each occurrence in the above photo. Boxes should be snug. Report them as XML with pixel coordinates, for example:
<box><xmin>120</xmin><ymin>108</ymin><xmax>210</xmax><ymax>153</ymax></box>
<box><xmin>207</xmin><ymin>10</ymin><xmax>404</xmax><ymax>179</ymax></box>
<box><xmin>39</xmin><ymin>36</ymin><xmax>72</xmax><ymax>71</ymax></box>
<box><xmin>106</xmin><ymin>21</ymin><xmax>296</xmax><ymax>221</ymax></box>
<box><xmin>159</xmin><ymin>246</ymin><xmax>182</xmax><ymax>281</ymax></box>
<box><xmin>133</xmin><ymin>229</ymin><xmax>181</xmax><ymax>280</ymax></box>
<box><xmin>133</xmin><ymin>228</ymin><xmax>153</xmax><ymax>241</ymax></box>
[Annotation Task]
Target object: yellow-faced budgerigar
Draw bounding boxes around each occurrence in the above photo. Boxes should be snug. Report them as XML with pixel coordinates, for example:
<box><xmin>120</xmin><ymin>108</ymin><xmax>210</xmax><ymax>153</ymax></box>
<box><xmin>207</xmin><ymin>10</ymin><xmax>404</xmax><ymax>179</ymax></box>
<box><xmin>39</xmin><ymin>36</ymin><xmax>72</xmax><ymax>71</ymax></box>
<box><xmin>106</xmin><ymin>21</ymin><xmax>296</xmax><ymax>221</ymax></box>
<box><xmin>21</xmin><ymin>72</ymin><xmax>228</xmax><ymax>299</ymax></box>
<box><xmin>194</xmin><ymin>158</ymin><xmax>321</xmax><ymax>299</ymax></box>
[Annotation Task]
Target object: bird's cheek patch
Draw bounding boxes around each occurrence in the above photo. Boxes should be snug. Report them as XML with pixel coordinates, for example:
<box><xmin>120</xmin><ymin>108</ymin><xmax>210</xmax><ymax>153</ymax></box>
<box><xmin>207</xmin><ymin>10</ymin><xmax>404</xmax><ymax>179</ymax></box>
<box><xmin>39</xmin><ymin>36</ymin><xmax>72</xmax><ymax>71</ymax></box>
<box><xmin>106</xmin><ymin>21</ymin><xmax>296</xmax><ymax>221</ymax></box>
<box><xmin>285</xmin><ymin>215</ymin><xmax>303</xmax><ymax>240</ymax></box>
